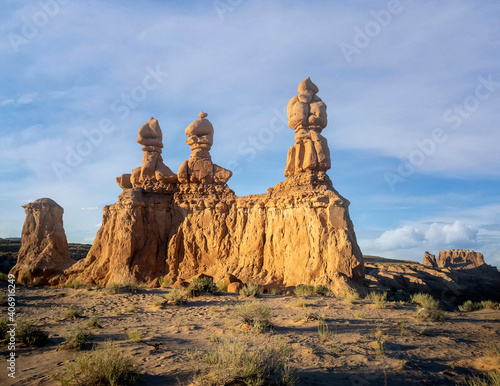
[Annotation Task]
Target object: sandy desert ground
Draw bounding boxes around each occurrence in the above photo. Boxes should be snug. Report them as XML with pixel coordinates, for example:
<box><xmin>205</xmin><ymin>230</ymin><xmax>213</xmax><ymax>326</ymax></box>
<box><xmin>1</xmin><ymin>281</ymin><xmax>499</xmax><ymax>386</ymax></box>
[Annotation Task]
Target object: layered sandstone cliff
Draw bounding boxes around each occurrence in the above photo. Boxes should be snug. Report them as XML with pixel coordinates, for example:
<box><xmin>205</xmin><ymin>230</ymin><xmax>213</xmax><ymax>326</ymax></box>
<box><xmin>437</xmin><ymin>249</ymin><xmax>486</xmax><ymax>269</ymax></box>
<box><xmin>66</xmin><ymin>78</ymin><xmax>365</xmax><ymax>294</ymax></box>
<box><xmin>10</xmin><ymin>198</ymin><xmax>75</xmax><ymax>285</ymax></box>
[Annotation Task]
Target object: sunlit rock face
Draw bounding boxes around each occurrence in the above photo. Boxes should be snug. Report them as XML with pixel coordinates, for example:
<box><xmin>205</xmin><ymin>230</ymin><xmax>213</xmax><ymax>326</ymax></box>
<box><xmin>64</xmin><ymin>79</ymin><xmax>364</xmax><ymax>295</ymax></box>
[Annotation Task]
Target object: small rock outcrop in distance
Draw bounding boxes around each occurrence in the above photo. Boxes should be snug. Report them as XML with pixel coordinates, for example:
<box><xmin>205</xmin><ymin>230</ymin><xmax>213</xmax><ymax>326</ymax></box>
<box><xmin>10</xmin><ymin>198</ymin><xmax>75</xmax><ymax>285</ymax></box>
<box><xmin>423</xmin><ymin>251</ymin><xmax>437</xmax><ymax>268</ymax></box>
<box><xmin>437</xmin><ymin>249</ymin><xmax>486</xmax><ymax>269</ymax></box>
<box><xmin>65</xmin><ymin>77</ymin><xmax>365</xmax><ymax>295</ymax></box>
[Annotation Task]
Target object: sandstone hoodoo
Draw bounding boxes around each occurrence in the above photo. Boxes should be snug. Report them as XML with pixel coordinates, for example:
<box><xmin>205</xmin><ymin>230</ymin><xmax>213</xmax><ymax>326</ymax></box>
<box><xmin>10</xmin><ymin>198</ymin><xmax>75</xmax><ymax>285</ymax></box>
<box><xmin>65</xmin><ymin>78</ymin><xmax>364</xmax><ymax>294</ymax></box>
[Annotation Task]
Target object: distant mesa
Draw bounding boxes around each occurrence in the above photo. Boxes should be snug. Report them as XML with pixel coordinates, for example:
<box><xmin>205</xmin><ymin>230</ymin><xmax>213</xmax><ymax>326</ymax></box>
<box><xmin>423</xmin><ymin>249</ymin><xmax>490</xmax><ymax>270</ymax></box>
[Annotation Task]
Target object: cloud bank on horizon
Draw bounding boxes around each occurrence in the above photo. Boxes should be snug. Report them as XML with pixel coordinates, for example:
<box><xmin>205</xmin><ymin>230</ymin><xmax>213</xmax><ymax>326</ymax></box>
<box><xmin>1</xmin><ymin>0</ymin><xmax>499</xmax><ymax>266</ymax></box>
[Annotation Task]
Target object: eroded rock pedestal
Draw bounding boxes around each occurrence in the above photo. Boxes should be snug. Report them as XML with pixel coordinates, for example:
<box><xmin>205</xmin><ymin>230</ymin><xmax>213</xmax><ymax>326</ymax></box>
<box><xmin>66</xmin><ymin>79</ymin><xmax>364</xmax><ymax>295</ymax></box>
<box><xmin>10</xmin><ymin>198</ymin><xmax>75</xmax><ymax>285</ymax></box>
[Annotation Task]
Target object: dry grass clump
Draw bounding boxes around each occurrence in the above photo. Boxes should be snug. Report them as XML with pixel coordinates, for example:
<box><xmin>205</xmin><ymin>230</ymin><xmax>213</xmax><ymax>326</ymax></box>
<box><xmin>61</xmin><ymin>327</ymin><xmax>93</xmax><ymax>350</ymax></box>
<box><xmin>354</xmin><ymin>310</ymin><xmax>366</xmax><ymax>319</ymax></box>
<box><xmin>318</xmin><ymin>320</ymin><xmax>334</xmax><ymax>343</ymax></box>
<box><xmin>87</xmin><ymin>316</ymin><xmax>102</xmax><ymax>329</ymax></box>
<box><xmin>216</xmin><ymin>281</ymin><xmax>228</xmax><ymax>292</ymax></box>
<box><xmin>187</xmin><ymin>277</ymin><xmax>218</xmax><ymax>297</ymax></box>
<box><xmin>292</xmin><ymin>298</ymin><xmax>307</xmax><ymax>308</ymax></box>
<box><xmin>52</xmin><ymin>341</ymin><xmax>140</xmax><ymax>385</ymax></box>
<box><xmin>107</xmin><ymin>282</ymin><xmax>142</xmax><ymax>294</ymax></box>
<box><xmin>17</xmin><ymin>320</ymin><xmax>49</xmax><ymax>347</ymax></box>
<box><xmin>240</xmin><ymin>282</ymin><xmax>263</xmax><ymax>298</ymax></box>
<box><xmin>459</xmin><ymin>300</ymin><xmax>500</xmax><ymax>312</ymax></box>
<box><xmin>128</xmin><ymin>331</ymin><xmax>143</xmax><ymax>343</ymax></box>
<box><xmin>410</xmin><ymin>293</ymin><xmax>445</xmax><ymax>321</ymax></box>
<box><xmin>367</xmin><ymin>291</ymin><xmax>387</xmax><ymax>309</ymax></box>
<box><xmin>463</xmin><ymin>370</ymin><xmax>500</xmax><ymax>386</ymax></box>
<box><xmin>410</xmin><ymin>293</ymin><xmax>440</xmax><ymax>310</ymax></box>
<box><xmin>158</xmin><ymin>276</ymin><xmax>170</xmax><ymax>288</ymax></box>
<box><xmin>343</xmin><ymin>292</ymin><xmax>360</xmax><ymax>303</ymax></box>
<box><xmin>64</xmin><ymin>279</ymin><xmax>87</xmax><ymax>289</ymax></box>
<box><xmin>165</xmin><ymin>289</ymin><xmax>188</xmax><ymax>305</ymax></box>
<box><xmin>62</xmin><ymin>306</ymin><xmax>83</xmax><ymax>320</ymax></box>
<box><xmin>235</xmin><ymin>301</ymin><xmax>272</xmax><ymax>333</ymax></box>
<box><xmin>197</xmin><ymin>337</ymin><xmax>297</xmax><ymax>386</ymax></box>
<box><xmin>294</xmin><ymin>284</ymin><xmax>315</xmax><ymax>297</ymax></box>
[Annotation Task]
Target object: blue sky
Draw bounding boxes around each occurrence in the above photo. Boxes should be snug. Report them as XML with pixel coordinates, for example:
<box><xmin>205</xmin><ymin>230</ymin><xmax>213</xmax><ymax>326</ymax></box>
<box><xmin>1</xmin><ymin>0</ymin><xmax>499</xmax><ymax>266</ymax></box>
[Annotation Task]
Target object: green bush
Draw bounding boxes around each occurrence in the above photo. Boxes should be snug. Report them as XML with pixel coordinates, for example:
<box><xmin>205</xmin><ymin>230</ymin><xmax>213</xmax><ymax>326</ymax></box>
<box><xmin>343</xmin><ymin>292</ymin><xmax>360</xmax><ymax>303</ymax></box>
<box><xmin>158</xmin><ymin>276</ymin><xmax>170</xmax><ymax>288</ymax></box>
<box><xmin>165</xmin><ymin>289</ymin><xmax>187</xmax><ymax>305</ymax></box>
<box><xmin>62</xmin><ymin>327</ymin><xmax>93</xmax><ymax>350</ymax></box>
<box><xmin>464</xmin><ymin>370</ymin><xmax>500</xmax><ymax>386</ymax></box>
<box><xmin>17</xmin><ymin>320</ymin><xmax>49</xmax><ymax>347</ymax></box>
<box><xmin>107</xmin><ymin>282</ymin><xmax>142</xmax><ymax>294</ymax></box>
<box><xmin>459</xmin><ymin>300</ymin><xmax>478</xmax><ymax>312</ymax></box>
<box><xmin>52</xmin><ymin>341</ymin><xmax>140</xmax><ymax>385</ymax></box>
<box><xmin>459</xmin><ymin>300</ymin><xmax>499</xmax><ymax>312</ymax></box>
<box><xmin>239</xmin><ymin>282</ymin><xmax>263</xmax><ymax>298</ymax></box>
<box><xmin>416</xmin><ymin>307</ymin><xmax>445</xmax><ymax>322</ymax></box>
<box><xmin>315</xmin><ymin>285</ymin><xmax>330</xmax><ymax>296</ymax></box>
<box><xmin>410</xmin><ymin>293</ymin><xmax>440</xmax><ymax>310</ymax></box>
<box><xmin>198</xmin><ymin>338</ymin><xmax>297</xmax><ymax>385</ymax></box>
<box><xmin>64</xmin><ymin>279</ymin><xmax>86</xmax><ymax>289</ymax></box>
<box><xmin>367</xmin><ymin>291</ymin><xmax>387</xmax><ymax>308</ymax></box>
<box><xmin>235</xmin><ymin>301</ymin><xmax>272</xmax><ymax>333</ymax></box>
<box><xmin>62</xmin><ymin>306</ymin><xmax>83</xmax><ymax>320</ymax></box>
<box><xmin>294</xmin><ymin>285</ymin><xmax>315</xmax><ymax>297</ymax></box>
<box><xmin>128</xmin><ymin>331</ymin><xmax>143</xmax><ymax>343</ymax></box>
<box><xmin>187</xmin><ymin>277</ymin><xmax>218</xmax><ymax>297</ymax></box>
<box><xmin>87</xmin><ymin>316</ymin><xmax>102</xmax><ymax>329</ymax></box>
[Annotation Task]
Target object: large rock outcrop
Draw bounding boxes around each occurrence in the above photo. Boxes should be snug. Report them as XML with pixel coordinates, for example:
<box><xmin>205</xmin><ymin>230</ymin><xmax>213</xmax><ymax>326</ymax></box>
<box><xmin>66</xmin><ymin>78</ymin><xmax>364</xmax><ymax>295</ymax></box>
<box><xmin>437</xmin><ymin>249</ymin><xmax>486</xmax><ymax>269</ymax></box>
<box><xmin>10</xmin><ymin>198</ymin><xmax>75</xmax><ymax>285</ymax></box>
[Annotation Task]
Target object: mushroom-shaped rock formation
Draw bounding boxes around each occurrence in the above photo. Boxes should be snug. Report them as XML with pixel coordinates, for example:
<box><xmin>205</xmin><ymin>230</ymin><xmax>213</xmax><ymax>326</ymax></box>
<box><xmin>9</xmin><ymin>198</ymin><xmax>75</xmax><ymax>285</ymax></box>
<box><xmin>285</xmin><ymin>77</ymin><xmax>331</xmax><ymax>179</ymax></box>
<box><xmin>178</xmin><ymin>112</ymin><xmax>232</xmax><ymax>185</ymax></box>
<box><xmin>116</xmin><ymin>117</ymin><xmax>177</xmax><ymax>191</ymax></box>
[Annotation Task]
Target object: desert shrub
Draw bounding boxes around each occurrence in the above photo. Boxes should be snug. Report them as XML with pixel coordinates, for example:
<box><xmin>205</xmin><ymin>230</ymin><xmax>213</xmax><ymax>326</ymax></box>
<box><xmin>52</xmin><ymin>341</ymin><xmax>140</xmax><ymax>385</ymax></box>
<box><xmin>64</xmin><ymin>279</ymin><xmax>85</xmax><ymax>289</ymax></box>
<box><xmin>165</xmin><ymin>289</ymin><xmax>187</xmax><ymax>305</ymax></box>
<box><xmin>62</xmin><ymin>327</ymin><xmax>93</xmax><ymax>350</ymax></box>
<box><xmin>87</xmin><ymin>316</ymin><xmax>102</xmax><ymax>329</ymax></box>
<box><xmin>239</xmin><ymin>282</ymin><xmax>263</xmax><ymax>298</ymax></box>
<box><xmin>107</xmin><ymin>282</ymin><xmax>142</xmax><ymax>294</ymax></box>
<box><xmin>343</xmin><ymin>292</ymin><xmax>360</xmax><ymax>303</ymax></box>
<box><xmin>63</xmin><ymin>306</ymin><xmax>83</xmax><ymax>319</ymax></box>
<box><xmin>459</xmin><ymin>300</ymin><xmax>479</xmax><ymax>312</ymax></box>
<box><xmin>294</xmin><ymin>284</ymin><xmax>315</xmax><ymax>297</ymax></box>
<box><xmin>416</xmin><ymin>307</ymin><xmax>445</xmax><ymax>322</ymax></box>
<box><xmin>479</xmin><ymin>300</ymin><xmax>499</xmax><ymax>310</ymax></box>
<box><xmin>354</xmin><ymin>310</ymin><xmax>366</xmax><ymax>319</ymax></box>
<box><xmin>0</xmin><ymin>292</ymin><xmax>7</xmax><ymax>306</ymax></box>
<box><xmin>0</xmin><ymin>273</ymin><xmax>9</xmax><ymax>281</ymax></box>
<box><xmin>464</xmin><ymin>370</ymin><xmax>500</xmax><ymax>386</ymax></box>
<box><xmin>367</xmin><ymin>291</ymin><xmax>387</xmax><ymax>308</ymax></box>
<box><xmin>216</xmin><ymin>281</ymin><xmax>228</xmax><ymax>292</ymax></box>
<box><xmin>17</xmin><ymin>320</ymin><xmax>49</xmax><ymax>347</ymax></box>
<box><xmin>318</xmin><ymin>321</ymin><xmax>334</xmax><ymax>343</ymax></box>
<box><xmin>398</xmin><ymin>321</ymin><xmax>408</xmax><ymax>335</ymax></box>
<box><xmin>198</xmin><ymin>337</ymin><xmax>296</xmax><ymax>385</ymax></box>
<box><xmin>128</xmin><ymin>331</ymin><xmax>143</xmax><ymax>343</ymax></box>
<box><xmin>292</xmin><ymin>298</ymin><xmax>307</xmax><ymax>308</ymax></box>
<box><xmin>235</xmin><ymin>301</ymin><xmax>272</xmax><ymax>333</ymax></box>
<box><xmin>187</xmin><ymin>277</ymin><xmax>218</xmax><ymax>297</ymax></box>
<box><xmin>315</xmin><ymin>285</ymin><xmax>330</xmax><ymax>296</ymax></box>
<box><xmin>411</xmin><ymin>293</ymin><xmax>440</xmax><ymax>310</ymax></box>
<box><xmin>158</xmin><ymin>276</ymin><xmax>170</xmax><ymax>288</ymax></box>
<box><xmin>371</xmin><ymin>339</ymin><xmax>385</xmax><ymax>356</ymax></box>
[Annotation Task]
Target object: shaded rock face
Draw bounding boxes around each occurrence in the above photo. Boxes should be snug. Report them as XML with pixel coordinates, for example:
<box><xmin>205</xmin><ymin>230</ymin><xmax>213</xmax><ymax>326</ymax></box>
<box><xmin>437</xmin><ymin>249</ymin><xmax>485</xmax><ymax>269</ymax></box>
<box><xmin>10</xmin><ymin>198</ymin><xmax>75</xmax><ymax>285</ymax></box>
<box><xmin>67</xmin><ymin>78</ymin><xmax>364</xmax><ymax>295</ymax></box>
